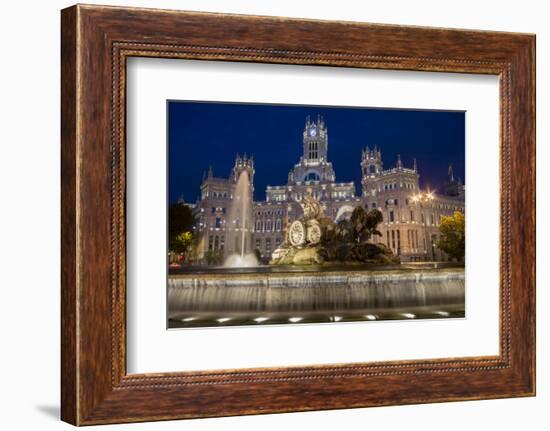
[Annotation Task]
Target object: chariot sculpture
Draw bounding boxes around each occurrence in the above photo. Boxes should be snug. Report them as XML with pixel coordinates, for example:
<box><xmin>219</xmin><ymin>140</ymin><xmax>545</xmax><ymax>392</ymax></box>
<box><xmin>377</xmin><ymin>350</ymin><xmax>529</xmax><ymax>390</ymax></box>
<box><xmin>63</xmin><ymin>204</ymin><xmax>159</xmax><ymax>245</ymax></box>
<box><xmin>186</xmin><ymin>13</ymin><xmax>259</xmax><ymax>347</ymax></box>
<box><xmin>287</xmin><ymin>193</ymin><xmax>323</xmax><ymax>247</ymax></box>
<box><xmin>270</xmin><ymin>188</ymin><xmax>398</xmax><ymax>266</ymax></box>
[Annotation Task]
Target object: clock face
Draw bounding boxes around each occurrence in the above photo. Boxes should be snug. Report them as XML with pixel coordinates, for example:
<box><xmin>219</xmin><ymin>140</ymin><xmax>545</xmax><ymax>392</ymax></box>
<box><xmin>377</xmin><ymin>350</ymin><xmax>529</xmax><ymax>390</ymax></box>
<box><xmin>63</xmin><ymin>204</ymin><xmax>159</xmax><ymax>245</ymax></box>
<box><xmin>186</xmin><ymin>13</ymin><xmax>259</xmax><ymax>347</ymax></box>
<box><xmin>309</xmin><ymin>128</ymin><xmax>317</xmax><ymax>137</ymax></box>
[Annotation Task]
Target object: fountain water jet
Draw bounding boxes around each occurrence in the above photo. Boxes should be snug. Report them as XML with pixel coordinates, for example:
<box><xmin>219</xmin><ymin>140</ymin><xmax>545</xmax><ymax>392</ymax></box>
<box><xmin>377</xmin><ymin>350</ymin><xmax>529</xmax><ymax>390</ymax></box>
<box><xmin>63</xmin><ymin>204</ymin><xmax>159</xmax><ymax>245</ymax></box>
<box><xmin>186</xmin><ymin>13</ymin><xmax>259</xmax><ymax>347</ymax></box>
<box><xmin>224</xmin><ymin>169</ymin><xmax>259</xmax><ymax>268</ymax></box>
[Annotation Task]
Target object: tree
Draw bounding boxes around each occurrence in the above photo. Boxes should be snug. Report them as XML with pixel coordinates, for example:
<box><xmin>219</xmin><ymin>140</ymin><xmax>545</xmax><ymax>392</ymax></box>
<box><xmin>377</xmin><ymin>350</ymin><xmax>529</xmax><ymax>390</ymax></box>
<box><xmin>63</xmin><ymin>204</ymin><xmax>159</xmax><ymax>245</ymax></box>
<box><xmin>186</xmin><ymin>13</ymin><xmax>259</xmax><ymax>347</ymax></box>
<box><xmin>168</xmin><ymin>202</ymin><xmax>195</xmax><ymax>251</ymax></box>
<box><xmin>173</xmin><ymin>231</ymin><xmax>194</xmax><ymax>255</ymax></box>
<box><xmin>437</xmin><ymin>211</ymin><xmax>465</xmax><ymax>261</ymax></box>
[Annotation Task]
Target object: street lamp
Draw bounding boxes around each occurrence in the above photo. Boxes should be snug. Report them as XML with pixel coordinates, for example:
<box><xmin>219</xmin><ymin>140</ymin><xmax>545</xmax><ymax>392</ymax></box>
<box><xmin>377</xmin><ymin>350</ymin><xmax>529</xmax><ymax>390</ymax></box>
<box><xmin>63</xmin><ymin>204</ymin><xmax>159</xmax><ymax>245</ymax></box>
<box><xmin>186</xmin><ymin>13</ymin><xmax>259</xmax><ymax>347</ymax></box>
<box><xmin>411</xmin><ymin>191</ymin><xmax>434</xmax><ymax>204</ymax></box>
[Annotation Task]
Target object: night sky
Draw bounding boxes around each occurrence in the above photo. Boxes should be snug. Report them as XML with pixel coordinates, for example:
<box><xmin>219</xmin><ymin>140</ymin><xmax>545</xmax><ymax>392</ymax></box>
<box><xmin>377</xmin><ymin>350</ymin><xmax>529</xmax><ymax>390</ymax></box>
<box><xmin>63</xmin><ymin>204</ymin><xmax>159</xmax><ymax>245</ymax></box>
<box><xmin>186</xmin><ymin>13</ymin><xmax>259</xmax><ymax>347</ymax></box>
<box><xmin>168</xmin><ymin>101</ymin><xmax>465</xmax><ymax>204</ymax></box>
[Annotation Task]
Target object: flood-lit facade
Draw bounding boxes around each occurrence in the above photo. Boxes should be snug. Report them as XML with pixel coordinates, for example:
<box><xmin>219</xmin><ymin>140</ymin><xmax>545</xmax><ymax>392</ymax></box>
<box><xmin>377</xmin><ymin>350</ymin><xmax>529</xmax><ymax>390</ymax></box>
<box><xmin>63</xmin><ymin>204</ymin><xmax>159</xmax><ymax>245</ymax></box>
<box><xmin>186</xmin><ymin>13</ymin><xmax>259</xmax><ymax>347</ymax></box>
<box><xmin>193</xmin><ymin>115</ymin><xmax>464</xmax><ymax>262</ymax></box>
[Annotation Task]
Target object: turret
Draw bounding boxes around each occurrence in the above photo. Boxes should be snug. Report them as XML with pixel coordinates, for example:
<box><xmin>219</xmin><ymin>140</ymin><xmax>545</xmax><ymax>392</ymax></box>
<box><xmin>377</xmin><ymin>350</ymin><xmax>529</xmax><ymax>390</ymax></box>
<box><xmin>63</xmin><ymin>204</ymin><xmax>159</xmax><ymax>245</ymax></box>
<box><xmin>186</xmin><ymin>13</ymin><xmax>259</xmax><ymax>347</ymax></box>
<box><xmin>361</xmin><ymin>145</ymin><xmax>383</xmax><ymax>178</ymax></box>
<box><xmin>232</xmin><ymin>153</ymin><xmax>255</xmax><ymax>184</ymax></box>
<box><xmin>288</xmin><ymin>169</ymin><xmax>295</xmax><ymax>185</ymax></box>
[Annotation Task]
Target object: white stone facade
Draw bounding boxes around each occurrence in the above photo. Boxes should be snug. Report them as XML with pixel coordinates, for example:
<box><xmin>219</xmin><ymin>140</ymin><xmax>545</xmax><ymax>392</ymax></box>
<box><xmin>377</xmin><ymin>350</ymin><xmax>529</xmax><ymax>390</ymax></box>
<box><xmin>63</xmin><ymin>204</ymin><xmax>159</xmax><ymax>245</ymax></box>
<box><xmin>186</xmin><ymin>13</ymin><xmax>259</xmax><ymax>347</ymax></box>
<box><xmin>193</xmin><ymin>115</ymin><xmax>465</xmax><ymax>262</ymax></box>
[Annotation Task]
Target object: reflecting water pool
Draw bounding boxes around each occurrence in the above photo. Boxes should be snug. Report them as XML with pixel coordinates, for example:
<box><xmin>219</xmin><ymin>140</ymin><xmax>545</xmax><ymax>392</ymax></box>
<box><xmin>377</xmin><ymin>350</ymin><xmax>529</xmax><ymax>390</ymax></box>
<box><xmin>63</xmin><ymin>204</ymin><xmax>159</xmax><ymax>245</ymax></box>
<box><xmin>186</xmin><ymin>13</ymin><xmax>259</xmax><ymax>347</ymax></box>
<box><xmin>167</xmin><ymin>265</ymin><xmax>465</xmax><ymax>329</ymax></box>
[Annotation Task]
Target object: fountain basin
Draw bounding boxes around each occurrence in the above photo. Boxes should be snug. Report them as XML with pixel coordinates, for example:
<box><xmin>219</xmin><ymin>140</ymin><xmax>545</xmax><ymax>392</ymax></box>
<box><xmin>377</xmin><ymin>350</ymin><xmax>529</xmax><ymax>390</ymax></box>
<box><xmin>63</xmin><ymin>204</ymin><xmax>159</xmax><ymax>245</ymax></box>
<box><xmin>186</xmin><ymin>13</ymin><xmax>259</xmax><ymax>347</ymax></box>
<box><xmin>168</xmin><ymin>266</ymin><xmax>465</xmax><ymax>328</ymax></box>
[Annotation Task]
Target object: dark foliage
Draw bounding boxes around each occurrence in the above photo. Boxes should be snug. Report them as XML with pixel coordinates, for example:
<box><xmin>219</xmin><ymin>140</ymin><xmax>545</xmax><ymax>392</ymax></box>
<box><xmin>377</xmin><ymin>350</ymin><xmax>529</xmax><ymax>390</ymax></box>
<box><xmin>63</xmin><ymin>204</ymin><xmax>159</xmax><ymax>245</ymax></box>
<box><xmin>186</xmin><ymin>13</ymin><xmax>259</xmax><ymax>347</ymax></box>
<box><xmin>168</xmin><ymin>202</ymin><xmax>196</xmax><ymax>250</ymax></box>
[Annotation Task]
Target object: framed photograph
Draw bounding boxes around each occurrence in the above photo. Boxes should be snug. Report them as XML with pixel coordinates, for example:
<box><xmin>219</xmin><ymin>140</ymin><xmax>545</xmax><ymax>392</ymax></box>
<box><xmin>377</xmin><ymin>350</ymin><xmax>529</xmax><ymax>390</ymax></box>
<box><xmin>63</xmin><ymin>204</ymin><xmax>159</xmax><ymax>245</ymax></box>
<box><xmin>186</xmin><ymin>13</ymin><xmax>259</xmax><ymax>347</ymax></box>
<box><xmin>61</xmin><ymin>4</ymin><xmax>535</xmax><ymax>425</ymax></box>
<box><xmin>165</xmin><ymin>101</ymin><xmax>467</xmax><ymax>330</ymax></box>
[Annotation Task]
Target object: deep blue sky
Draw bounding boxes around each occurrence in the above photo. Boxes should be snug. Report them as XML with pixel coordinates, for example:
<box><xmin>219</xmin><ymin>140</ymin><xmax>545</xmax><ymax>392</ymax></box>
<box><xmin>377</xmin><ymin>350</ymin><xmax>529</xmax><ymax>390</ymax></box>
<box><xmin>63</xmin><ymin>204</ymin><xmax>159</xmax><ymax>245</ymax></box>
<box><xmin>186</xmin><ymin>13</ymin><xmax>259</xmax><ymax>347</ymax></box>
<box><xmin>168</xmin><ymin>101</ymin><xmax>465</xmax><ymax>204</ymax></box>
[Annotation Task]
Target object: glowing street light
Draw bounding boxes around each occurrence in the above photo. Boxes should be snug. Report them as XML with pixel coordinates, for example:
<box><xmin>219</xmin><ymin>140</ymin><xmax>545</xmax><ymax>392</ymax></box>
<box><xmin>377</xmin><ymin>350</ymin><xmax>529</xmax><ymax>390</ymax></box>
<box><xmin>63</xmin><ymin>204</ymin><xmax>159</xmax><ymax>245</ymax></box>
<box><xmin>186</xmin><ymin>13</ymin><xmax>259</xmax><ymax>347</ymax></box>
<box><xmin>410</xmin><ymin>191</ymin><xmax>435</xmax><ymax>204</ymax></box>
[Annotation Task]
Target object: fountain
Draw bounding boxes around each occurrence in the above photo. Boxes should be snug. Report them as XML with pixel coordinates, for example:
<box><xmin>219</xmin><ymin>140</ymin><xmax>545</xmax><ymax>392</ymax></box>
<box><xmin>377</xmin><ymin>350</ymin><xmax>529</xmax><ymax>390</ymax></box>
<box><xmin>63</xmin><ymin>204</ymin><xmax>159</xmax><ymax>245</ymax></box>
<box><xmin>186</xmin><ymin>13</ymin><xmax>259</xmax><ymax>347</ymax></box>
<box><xmin>168</xmin><ymin>187</ymin><xmax>464</xmax><ymax>328</ymax></box>
<box><xmin>223</xmin><ymin>169</ymin><xmax>259</xmax><ymax>268</ymax></box>
<box><xmin>169</xmin><ymin>267</ymin><xmax>465</xmax><ymax>325</ymax></box>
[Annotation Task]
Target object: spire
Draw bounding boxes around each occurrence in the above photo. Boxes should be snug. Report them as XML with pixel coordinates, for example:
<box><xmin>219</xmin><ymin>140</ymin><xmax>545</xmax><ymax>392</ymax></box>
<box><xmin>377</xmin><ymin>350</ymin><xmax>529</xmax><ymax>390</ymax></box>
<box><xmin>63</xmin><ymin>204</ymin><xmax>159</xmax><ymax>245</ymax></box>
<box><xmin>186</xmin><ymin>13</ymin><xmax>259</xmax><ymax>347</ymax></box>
<box><xmin>448</xmin><ymin>164</ymin><xmax>454</xmax><ymax>181</ymax></box>
<box><xmin>396</xmin><ymin>154</ymin><xmax>403</xmax><ymax>169</ymax></box>
<box><xmin>413</xmin><ymin>158</ymin><xmax>417</xmax><ymax>172</ymax></box>
<box><xmin>207</xmin><ymin>166</ymin><xmax>213</xmax><ymax>178</ymax></box>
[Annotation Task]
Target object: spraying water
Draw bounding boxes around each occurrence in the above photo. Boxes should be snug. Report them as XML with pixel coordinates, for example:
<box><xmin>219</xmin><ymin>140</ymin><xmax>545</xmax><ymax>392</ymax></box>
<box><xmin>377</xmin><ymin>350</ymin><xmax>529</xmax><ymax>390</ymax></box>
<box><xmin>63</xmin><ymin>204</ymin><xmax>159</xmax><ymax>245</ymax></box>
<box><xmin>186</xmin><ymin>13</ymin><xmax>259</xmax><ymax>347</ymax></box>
<box><xmin>224</xmin><ymin>170</ymin><xmax>259</xmax><ymax>268</ymax></box>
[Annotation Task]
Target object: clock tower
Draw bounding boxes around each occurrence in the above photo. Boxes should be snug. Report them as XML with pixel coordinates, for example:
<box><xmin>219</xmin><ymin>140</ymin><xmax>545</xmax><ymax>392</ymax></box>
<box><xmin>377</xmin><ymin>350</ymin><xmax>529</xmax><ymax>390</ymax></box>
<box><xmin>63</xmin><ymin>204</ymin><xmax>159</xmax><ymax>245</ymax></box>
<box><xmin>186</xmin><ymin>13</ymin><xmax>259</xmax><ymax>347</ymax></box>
<box><xmin>303</xmin><ymin>114</ymin><xmax>328</xmax><ymax>162</ymax></box>
<box><xmin>289</xmin><ymin>114</ymin><xmax>336</xmax><ymax>184</ymax></box>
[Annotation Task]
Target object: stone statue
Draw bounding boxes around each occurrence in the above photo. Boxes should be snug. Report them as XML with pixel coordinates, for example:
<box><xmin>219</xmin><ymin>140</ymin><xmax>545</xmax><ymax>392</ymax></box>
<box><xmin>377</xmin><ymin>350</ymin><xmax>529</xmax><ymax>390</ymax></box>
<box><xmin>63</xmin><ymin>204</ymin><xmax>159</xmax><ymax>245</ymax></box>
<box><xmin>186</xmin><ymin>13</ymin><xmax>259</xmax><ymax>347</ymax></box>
<box><xmin>271</xmin><ymin>189</ymin><xmax>398</xmax><ymax>266</ymax></box>
<box><xmin>287</xmin><ymin>191</ymin><xmax>323</xmax><ymax>247</ymax></box>
<box><xmin>271</xmin><ymin>189</ymin><xmax>326</xmax><ymax>264</ymax></box>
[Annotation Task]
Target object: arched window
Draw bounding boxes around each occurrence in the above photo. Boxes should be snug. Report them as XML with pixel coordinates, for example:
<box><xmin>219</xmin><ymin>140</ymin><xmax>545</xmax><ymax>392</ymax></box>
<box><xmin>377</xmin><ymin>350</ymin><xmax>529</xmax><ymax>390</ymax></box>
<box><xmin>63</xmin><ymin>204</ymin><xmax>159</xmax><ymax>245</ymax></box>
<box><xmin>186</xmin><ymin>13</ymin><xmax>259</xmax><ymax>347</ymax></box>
<box><xmin>276</xmin><ymin>219</ymin><xmax>282</xmax><ymax>231</ymax></box>
<box><xmin>266</xmin><ymin>220</ymin><xmax>272</xmax><ymax>232</ymax></box>
<box><xmin>308</xmin><ymin>141</ymin><xmax>318</xmax><ymax>159</ymax></box>
<box><xmin>305</xmin><ymin>171</ymin><xmax>321</xmax><ymax>181</ymax></box>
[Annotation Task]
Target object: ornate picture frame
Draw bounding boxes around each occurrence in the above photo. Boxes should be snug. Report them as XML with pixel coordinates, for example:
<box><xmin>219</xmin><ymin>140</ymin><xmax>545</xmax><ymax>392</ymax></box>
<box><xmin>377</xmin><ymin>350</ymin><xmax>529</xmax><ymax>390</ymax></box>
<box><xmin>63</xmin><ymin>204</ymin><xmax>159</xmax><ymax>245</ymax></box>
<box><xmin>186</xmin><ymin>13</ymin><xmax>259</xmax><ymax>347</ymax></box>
<box><xmin>61</xmin><ymin>4</ymin><xmax>535</xmax><ymax>425</ymax></box>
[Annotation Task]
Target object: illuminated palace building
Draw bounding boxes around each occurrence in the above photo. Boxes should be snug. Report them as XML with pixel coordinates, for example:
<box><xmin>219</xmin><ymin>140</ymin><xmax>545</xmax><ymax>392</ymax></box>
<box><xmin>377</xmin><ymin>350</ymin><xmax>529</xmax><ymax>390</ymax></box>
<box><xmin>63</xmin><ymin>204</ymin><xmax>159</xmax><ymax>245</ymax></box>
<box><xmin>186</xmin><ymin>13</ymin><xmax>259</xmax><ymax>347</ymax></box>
<box><xmin>194</xmin><ymin>115</ymin><xmax>465</xmax><ymax>262</ymax></box>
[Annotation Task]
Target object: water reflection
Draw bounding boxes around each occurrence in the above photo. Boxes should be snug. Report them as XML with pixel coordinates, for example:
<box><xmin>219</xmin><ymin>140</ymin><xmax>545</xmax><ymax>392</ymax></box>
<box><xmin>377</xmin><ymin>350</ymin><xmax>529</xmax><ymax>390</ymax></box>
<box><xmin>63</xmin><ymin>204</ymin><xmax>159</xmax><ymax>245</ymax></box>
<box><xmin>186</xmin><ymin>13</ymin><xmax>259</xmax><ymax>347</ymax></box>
<box><xmin>169</xmin><ymin>306</ymin><xmax>465</xmax><ymax>329</ymax></box>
